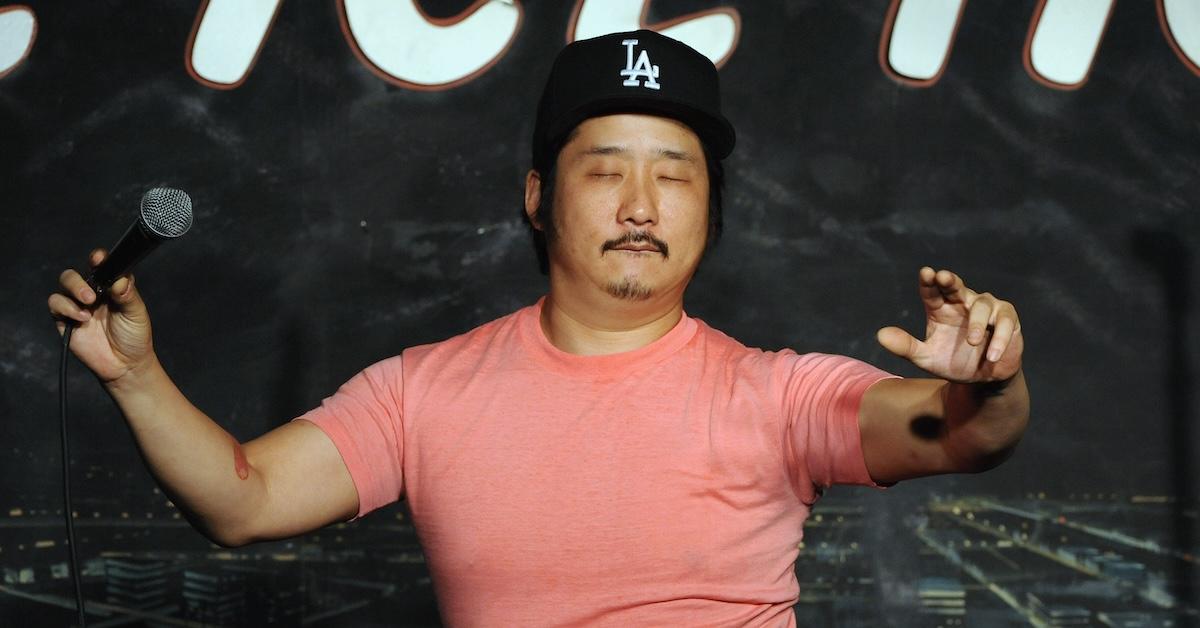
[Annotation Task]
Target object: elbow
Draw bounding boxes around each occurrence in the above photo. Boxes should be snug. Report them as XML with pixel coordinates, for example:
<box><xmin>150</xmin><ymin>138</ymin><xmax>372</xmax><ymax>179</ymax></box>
<box><xmin>948</xmin><ymin>407</ymin><xmax>1030</xmax><ymax>475</ymax></box>
<box><xmin>978</xmin><ymin>412</ymin><xmax>1030</xmax><ymax>472</ymax></box>
<box><xmin>206</xmin><ymin>531</ymin><xmax>254</xmax><ymax>549</ymax></box>
<box><xmin>950</xmin><ymin>434</ymin><xmax>1024</xmax><ymax>474</ymax></box>
<box><xmin>191</xmin><ymin>517</ymin><xmax>259</xmax><ymax>548</ymax></box>
<box><xmin>964</xmin><ymin>442</ymin><xmax>1020</xmax><ymax>474</ymax></box>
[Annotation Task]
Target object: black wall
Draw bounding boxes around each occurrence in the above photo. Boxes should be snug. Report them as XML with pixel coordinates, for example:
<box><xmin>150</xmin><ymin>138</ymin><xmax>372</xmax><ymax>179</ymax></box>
<box><xmin>3</xmin><ymin>1</ymin><xmax>1198</xmax><ymax>625</ymax></box>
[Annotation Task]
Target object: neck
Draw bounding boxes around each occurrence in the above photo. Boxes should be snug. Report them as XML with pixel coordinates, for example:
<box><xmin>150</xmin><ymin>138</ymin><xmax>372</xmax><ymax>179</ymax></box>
<box><xmin>540</xmin><ymin>290</ymin><xmax>684</xmax><ymax>356</ymax></box>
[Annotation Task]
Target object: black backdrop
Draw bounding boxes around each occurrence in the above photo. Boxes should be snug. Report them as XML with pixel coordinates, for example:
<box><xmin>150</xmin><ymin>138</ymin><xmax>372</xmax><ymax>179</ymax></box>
<box><xmin>3</xmin><ymin>1</ymin><xmax>1198</xmax><ymax>625</ymax></box>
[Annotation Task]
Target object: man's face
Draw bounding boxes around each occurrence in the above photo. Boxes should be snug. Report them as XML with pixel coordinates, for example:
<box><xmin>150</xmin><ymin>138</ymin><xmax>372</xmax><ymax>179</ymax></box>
<box><xmin>526</xmin><ymin>113</ymin><xmax>710</xmax><ymax>303</ymax></box>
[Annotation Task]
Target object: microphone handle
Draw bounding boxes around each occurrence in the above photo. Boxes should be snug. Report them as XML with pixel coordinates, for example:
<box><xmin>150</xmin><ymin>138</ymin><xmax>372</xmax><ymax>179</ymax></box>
<box><xmin>86</xmin><ymin>222</ymin><xmax>163</xmax><ymax>297</ymax></box>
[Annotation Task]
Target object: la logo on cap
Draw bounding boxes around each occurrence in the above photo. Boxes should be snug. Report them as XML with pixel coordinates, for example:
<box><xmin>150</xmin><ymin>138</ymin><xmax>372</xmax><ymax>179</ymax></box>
<box><xmin>620</xmin><ymin>39</ymin><xmax>660</xmax><ymax>90</ymax></box>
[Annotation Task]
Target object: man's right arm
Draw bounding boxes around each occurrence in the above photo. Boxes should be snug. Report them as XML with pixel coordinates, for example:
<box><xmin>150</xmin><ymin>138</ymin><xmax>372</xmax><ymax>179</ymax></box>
<box><xmin>49</xmin><ymin>250</ymin><xmax>358</xmax><ymax>547</ymax></box>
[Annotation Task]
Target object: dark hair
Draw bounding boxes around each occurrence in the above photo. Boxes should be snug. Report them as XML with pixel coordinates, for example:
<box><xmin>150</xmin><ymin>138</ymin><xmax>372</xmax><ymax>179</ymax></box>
<box><xmin>524</xmin><ymin>142</ymin><xmax>725</xmax><ymax>275</ymax></box>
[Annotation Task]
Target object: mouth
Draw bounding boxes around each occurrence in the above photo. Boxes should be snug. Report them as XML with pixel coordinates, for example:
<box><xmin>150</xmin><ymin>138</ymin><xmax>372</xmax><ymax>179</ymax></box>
<box><xmin>602</xmin><ymin>232</ymin><xmax>669</xmax><ymax>258</ymax></box>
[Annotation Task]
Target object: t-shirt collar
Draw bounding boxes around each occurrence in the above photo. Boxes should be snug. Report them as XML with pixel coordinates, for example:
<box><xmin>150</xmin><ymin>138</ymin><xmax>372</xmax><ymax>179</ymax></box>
<box><xmin>520</xmin><ymin>296</ymin><xmax>699</xmax><ymax>377</ymax></box>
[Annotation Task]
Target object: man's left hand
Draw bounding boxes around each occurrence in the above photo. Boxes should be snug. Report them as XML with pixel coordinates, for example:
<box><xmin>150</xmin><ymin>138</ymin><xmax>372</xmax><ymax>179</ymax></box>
<box><xmin>877</xmin><ymin>267</ymin><xmax>1023</xmax><ymax>384</ymax></box>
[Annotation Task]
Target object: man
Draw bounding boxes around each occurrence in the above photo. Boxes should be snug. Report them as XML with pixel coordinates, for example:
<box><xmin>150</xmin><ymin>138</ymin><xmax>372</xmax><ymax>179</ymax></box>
<box><xmin>49</xmin><ymin>31</ymin><xmax>1027</xmax><ymax>626</ymax></box>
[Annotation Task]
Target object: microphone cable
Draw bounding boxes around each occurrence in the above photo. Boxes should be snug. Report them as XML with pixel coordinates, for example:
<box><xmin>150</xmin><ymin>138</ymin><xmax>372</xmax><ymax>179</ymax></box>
<box><xmin>60</xmin><ymin>322</ymin><xmax>88</xmax><ymax>628</ymax></box>
<box><xmin>55</xmin><ymin>187</ymin><xmax>192</xmax><ymax>628</ymax></box>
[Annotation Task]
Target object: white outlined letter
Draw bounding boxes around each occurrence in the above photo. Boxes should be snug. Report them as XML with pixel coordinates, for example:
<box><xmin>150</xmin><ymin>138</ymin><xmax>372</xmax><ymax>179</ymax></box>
<box><xmin>1024</xmin><ymin>0</ymin><xmax>1115</xmax><ymax>89</ymax></box>
<box><xmin>339</xmin><ymin>0</ymin><xmax>523</xmax><ymax>90</ymax></box>
<box><xmin>880</xmin><ymin>0</ymin><xmax>966</xmax><ymax>86</ymax></box>
<box><xmin>186</xmin><ymin>0</ymin><xmax>284</xmax><ymax>89</ymax></box>
<box><xmin>569</xmin><ymin>0</ymin><xmax>739</xmax><ymax>67</ymax></box>
<box><xmin>0</xmin><ymin>5</ymin><xmax>36</xmax><ymax>80</ymax></box>
<box><xmin>1159</xmin><ymin>0</ymin><xmax>1200</xmax><ymax>77</ymax></box>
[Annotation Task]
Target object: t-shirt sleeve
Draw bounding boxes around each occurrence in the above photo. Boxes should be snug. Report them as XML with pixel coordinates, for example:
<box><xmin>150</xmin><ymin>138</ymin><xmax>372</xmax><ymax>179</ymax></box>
<box><xmin>782</xmin><ymin>353</ymin><xmax>896</xmax><ymax>503</ymax></box>
<box><xmin>293</xmin><ymin>356</ymin><xmax>405</xmax><ymax>518</ymax></box>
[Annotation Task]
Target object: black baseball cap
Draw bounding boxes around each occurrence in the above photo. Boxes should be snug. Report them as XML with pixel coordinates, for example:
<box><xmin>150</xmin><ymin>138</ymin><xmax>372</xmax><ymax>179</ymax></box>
<box><xmin>531</xmin><ymin>30</ymin><xmax>736</xmax><ymax>173</ymax></box>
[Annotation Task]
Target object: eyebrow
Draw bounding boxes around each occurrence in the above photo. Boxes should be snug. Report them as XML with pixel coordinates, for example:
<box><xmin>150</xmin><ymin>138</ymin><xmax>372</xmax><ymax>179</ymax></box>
<box><xmin>582</xmin><ymin>145</ymin><xmax>697</xmax><ymax>162</ymax></box>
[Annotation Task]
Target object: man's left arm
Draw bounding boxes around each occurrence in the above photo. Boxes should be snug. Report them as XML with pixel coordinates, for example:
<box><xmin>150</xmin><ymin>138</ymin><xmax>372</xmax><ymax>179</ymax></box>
<box><xmin>858</xmin><ymin>267</ymin><xmax>1030</xmax><ymax>485</ymax></box>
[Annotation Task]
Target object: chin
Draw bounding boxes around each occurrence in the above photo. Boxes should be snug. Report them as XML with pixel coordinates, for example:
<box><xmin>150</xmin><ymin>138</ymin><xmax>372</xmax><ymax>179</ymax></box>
<box><xmin>604</xmin><ymin>276</ymin><xmax>655</xmax><ymax>301</ymax></box>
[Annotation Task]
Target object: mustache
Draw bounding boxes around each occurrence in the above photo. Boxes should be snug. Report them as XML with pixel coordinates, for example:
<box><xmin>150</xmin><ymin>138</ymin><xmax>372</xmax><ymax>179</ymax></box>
<box><xmin>601</xmin><ymin>231</ymin><xmax>670</xmax><ymax>258</ymax></box>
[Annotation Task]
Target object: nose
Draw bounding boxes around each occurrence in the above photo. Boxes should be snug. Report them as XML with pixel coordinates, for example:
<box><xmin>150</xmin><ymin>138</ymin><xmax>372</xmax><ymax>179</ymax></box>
<box><xmin>615</xmin><ymin>169</ymin><xmax>659</xmax><ymax>227</ymax></box>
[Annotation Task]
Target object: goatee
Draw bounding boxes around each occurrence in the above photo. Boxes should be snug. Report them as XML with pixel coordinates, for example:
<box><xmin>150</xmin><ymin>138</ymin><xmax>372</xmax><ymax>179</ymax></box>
<box><xmin>605</xmin><ymin>276</ymin><xmax>654</xmax><ymax>301</ymax></box>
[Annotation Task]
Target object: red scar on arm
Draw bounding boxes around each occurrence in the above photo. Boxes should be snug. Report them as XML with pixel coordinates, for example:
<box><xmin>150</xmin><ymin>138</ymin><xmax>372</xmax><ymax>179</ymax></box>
<box><xmin>232</xmin><ymin>438</ymin><xmax>250</xmax><ymax>480</ymax></box>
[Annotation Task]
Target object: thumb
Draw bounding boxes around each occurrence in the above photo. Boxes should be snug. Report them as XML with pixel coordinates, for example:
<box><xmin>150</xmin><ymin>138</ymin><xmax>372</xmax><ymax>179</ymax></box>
<box><xmin>108</xmin><ymin>274</ymin><xmax>147</xmax><ymax>316</ymax></box>
<box><xmin>877</xmin><ymin>326</ymin><xmax>920</xmax><ymax>360</ymax></box>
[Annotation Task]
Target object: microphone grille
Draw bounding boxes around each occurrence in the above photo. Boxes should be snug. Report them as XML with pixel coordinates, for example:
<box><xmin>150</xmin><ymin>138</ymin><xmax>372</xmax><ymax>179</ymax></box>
<box><xmin>139</xmin><ymin>187</ymin><xmax>194</xmax><ymax>239</ymax></box>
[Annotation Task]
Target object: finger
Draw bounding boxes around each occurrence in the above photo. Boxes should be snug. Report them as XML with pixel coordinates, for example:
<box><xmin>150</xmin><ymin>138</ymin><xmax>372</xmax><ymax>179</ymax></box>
<box><xmin>966</xmin><ymin>296</ymin><xmax>994</xmax><ymax>345</ymax></box>
<box><xmin>89</xmin><ymin>248</ymin><xmax>108</xmax><ymax>268</ymax></box>
<box><xmin>917</xmin><ymin>266</ymin><xmax>944</xmax><ymax>309</ymax></box>
<box><xmin>58</xmin><ymin>268</ymin><xmax>97</xmax><ymax>306</ymax></box>
<box><xmin>876</xmin><ymin>326</ymin><xmax>921</xmax><ymax>360</ymax></box>
<box><xmin>987</xmin><ymin>309</ymin><xmax>1019</xmax><ymax>362</ymax></box>
<box><xmin>48</xmin><ymin>292</ymin><xmax>92</xmax><ymax>323</ymax></box>
<box><xmin>934</xmin><ymin>269</ymin><xmax>974</xmax><ymax>305</ymax></box>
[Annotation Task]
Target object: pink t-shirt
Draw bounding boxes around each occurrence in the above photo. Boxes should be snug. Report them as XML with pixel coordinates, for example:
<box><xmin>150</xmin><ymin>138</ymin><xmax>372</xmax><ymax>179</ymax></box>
<box><xmin>298</xmin><ymin>300</ymin><xmax>892</xmax><ymax>627</ymax></box>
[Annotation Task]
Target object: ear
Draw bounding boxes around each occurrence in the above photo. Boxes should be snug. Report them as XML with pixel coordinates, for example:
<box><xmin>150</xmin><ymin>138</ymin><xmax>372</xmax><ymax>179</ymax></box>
<box><xmin>524</xmin><ymin>169</ymin><xmax>543</xmax><ymax>230</ymax></box>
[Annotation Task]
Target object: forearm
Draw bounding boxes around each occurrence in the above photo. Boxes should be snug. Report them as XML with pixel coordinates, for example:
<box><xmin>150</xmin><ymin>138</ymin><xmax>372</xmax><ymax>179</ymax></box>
<box><xmin>105</xmin><ymin>356</ymin><xmax>267</xmax><ymax>546</ymax></box>
<box><xmin>940</xmin><ymin>369</ymin><xmax>1030</xmax><ymax>472</ymax></box>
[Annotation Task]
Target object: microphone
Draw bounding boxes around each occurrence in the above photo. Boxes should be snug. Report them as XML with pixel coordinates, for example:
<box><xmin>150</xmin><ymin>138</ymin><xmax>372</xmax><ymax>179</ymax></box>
<box><xmin>86</xmin><ymin>187</ymin><xmax>194</xmax><ymax>297</ymax></box>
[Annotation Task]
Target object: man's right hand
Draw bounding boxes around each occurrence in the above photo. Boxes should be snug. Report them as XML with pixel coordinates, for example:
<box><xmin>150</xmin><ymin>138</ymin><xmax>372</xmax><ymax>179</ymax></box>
<box><xmin>48</xmin><ymin>248</ymin><xmax>156</xmax><ymax>385</ymax></box>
